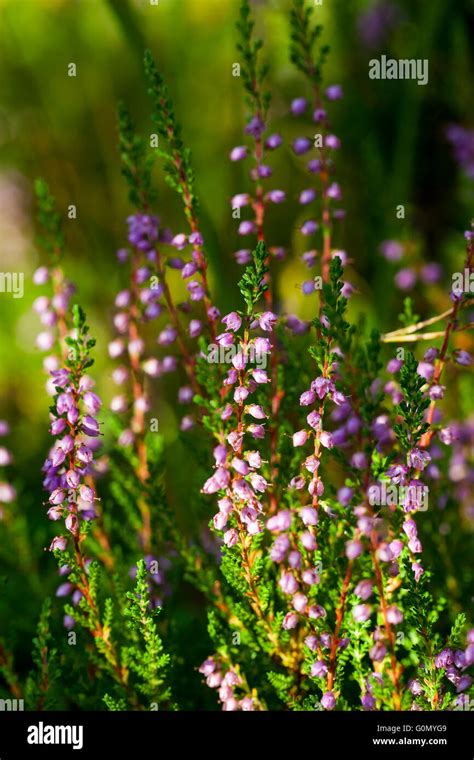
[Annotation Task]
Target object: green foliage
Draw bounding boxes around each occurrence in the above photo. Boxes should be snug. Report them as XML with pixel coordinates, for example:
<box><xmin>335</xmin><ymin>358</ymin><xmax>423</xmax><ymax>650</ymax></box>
<box><xmin>238</xmin><ymin>240</ymin><xmax>269</xmax><ymax>314</ymax></box>
<box><xmin>393</xmin><ymin>351</ymin><xmax>430</xmax><ymax>448</ymax></box>
<box><xmin>121</xmin><ymin>560</ymin><xmax>171</xmax><ymax>708</ymax></box>
<box><xmin>24</xmin><ymin>599</ymin><xmax>59</xmax><ymax>710</ymax></box>
<box><xmin>236</xmin><ymin>0</ymin><xmax>271</xmax><ymax>116</ymax></box>
<box><xmin>34</xmin><ymin>178</ymin><xmax>65</xmax><ymax>262</ymax></box>
<box><xmin>144</xmin><ymin>49</ymin><xmax>198</xmax><ymax>217</ymax></box>
<box><xmin>117</xmin><ymin>100</ymin><xmax>156</xmax><ymax>209</ymax></box>
<box><xmin>289</xmin><ymin>0</ymin><xmax>329</xmax><ymax>85</ymax></box>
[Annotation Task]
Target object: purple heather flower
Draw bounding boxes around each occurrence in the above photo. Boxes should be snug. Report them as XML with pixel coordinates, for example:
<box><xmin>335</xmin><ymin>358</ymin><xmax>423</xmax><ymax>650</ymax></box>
<box><xmin>386</xmin><ymin>605</ymin><xmax>403</xmax><ymax>625</ymax></box>
<box><xmin>362</xmin><ymin>692</ymin><xmax>376</xmax><ymax>710</ymax></box>
<box><xmin>293</xmin><ymin>430</ymin><xmax>308</xmax><ymax>447</ymax></box>
<box><xmin>311</xmin><ymin>660</ymin><xmax>328</xmax><ymax>678</ymax></box>
<box><xmin>421</xmin><ymin>263</ymin><xmax>442</xmax><ymax>283</ymax></box>
<box><xmin>299</xmin><ymin>188</ymin><xmax>317</xmax><ymax>205</ymax></box>
<box><xmin>454</xmin><ymin>350</ymin><xmax>472</xmax><ymax>366</ymax></box>
<box><xmin>291</xmin><ymin>97</ymin><xmax>307</xmax><ymax>115</ymax></box>
<box><xmin>380</xmin><ymin>239</ymin><xmax>403</xmax><ymax>261</ymax></box>
<box><xmin>245</xmin><ymin>115</ymin><xmax>265</xmax><ymax>138</ymax></box>
<box><xmin>267</xmin><ymin>510</ymin><xmax>292</xmax><ymax>533</ymax></box>
<box><xmin>230</xmin><ymin>145</ymin><xmax>247</xmax><ymax>161</ymax></box>
<box><xmin>345</xmin><ymin>540</ymin><xmax>363</xmax><ymax>560</ymax></box>
<box><xmin>265</xmin><ymin>133</ymin><xmax>282</xmax><ymax>149</ymax></box>
<box><xmin>238</xmin><ymin>221</ymin><xmax>257</xmax><ymax>235</ymax></box>
<box><xmin>326</xmin><ymin>84</ymin><xmax>343</xmax><ymax>101</ymax></box>
<box><xmin>434</xmin><ymin>649</ymin><xmax>454</xmax><ymax>668</ymax></box>
<box><xmin>321</xmin><ymin>692</ymin><xmax>336</xmax><ymax>710</ymax></box>
<box><xmin>325</xmin><ymin>135</ymin><xmax>340</xmax><ymax>150</ymax></box>
<box><xmin>355</xmin><ymin>580</ymin><xmax>373</xmax><ymax>600</ymax></box>
<box><xmin>408</xmin><ymin>447</ymin><xmax>431</xmax><ymax>471</ymax></box>
<box><xmin>370</xmin><ymin>643</ymin><xmax>387</xmax><ymax>662</ymax></box>
<box><xmin>301</xmin><ymin>220</ymin><xmax>318</xmax><ymax>235</ymax></box>
<box><xmin>266</xmin><ymin>190</ymin><xmax>286</xmax><ymax>204</ymax></box>
<box><xmin>293</xmin><ymin>137</ymin><xmax>312</xmax><ymax>155</ymax></box>
<box><xmin>395</xmin><ymin>267</ymin><xmax>416</xmax><ymax>291</ymax></box>
<box><xmin>353</xmin><ymin>604</ymin><xmax>372</xmax><ymax>623</ymax></box>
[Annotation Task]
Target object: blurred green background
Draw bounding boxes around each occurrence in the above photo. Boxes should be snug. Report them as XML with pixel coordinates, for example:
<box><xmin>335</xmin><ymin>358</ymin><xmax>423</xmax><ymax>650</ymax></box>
<box><xmin>0</xmin><ymin>0</ymin><xmax>473</xmax><ymax>686</ymax></box>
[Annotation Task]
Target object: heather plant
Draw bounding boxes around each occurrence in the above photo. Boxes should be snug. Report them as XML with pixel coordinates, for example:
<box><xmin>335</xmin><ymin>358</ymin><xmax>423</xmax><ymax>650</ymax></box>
<box><xmin>0</xmin><ymin>0</ymin><xmax>472</xmax><ymax>714</ymax></box>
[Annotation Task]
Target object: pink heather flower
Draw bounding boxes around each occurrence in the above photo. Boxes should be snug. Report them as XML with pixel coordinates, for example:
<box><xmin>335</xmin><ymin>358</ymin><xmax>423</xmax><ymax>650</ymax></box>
<box><xmin>241</xmin><ymin>697</ymin><xmax>255</xmax><ymax>711</ymax></box>
<box><xmin>308</xmin><ymin>604</ymin><xmax>326</xmax><ymax>616</ymax></box>
<box><xmin>300</xmin><ymin>390</ymin><xmax>316</xmax><ymax>406</ymax></box>
<box><xmin>325</xmin><ymin>135</ymin><xmax>340</xmax><ymax>149</ymax></box>
<box><xmin>187</xmin><ymin>319</ymin><xmax>202</xmax><ymax>339</ymax></box>
<box><xmin>289</xmin><ymin>475</ymin><xmax>305</xmax><ymax>490</ymax></box>
<box><xmin>252</xmin><ymin>369</ymin><xmax>268</xmax><ymax>383</ymax></box>
<box><xmin>377</xmin><ymin>543</ymin><xmax>393</xmax><ymax>562</ymax></box>
<box><xmin>267</xmin><ymin>510</ymin><xmax>291</xmax><ymax>532</ymax></box>
<box><xmin>231</xmin><ymin>193</ymin><xmax>250</xmax><ymax>208</ymax></box>
<box><xmin>300</xmin><ymin>531</ymin><xmax>317</xmax><ymax>551</ymax></box>
<box><xmin>199</xmin><ymin>658</ymin><xmax>216</xmax><ymax>676</ymax></box>
<box><xmin>216</xmin><ymin>331</ymin><xmax>234</xmax><ymax>347</ymax></box>
<box><xmin>245</xmin><ymin>450</ymin><xmax>262</xmax><ymax>469</ymax></box>
<box><xmin>386</xmin><ymin>605</ymin><xmax>403</xmax><ymax>625</ymax></box>
<box><xmin>259</xmin><ymin>311</ymin><xmax>277</xmax><ymax>331</ymax></box>
<box><xmin>300</xmin><ymin>506</ymin><xmax>318</xmax><ymax>526</ymax></box>
<box><xmin>247</xmin><ymin>424</ymin><xmax>265</xmax><ymax>439</ymax></box>
<box><xmin>223</xmin><ymin>529</ymin><xmax>239</xmax><ymax>547</ymax></box>
<box><xmin>311</xmin><ymin>660</ymin><xmax>327</xmax><ymax>678</ymax></box>
<box><xmin>389</xmin><ymin>539</ymin><xmax>404</xmax><ymax>559</ymax></box>
<box><xmin>279</xmin><ymin>571</ymin><xmax>298</xmax><ymax>595</ymax></box>
<box><xmin>305</xmin><ymin>635</ymin><xmax>318</xmax><ymax>652</ymax></box>
<box><xmin>247</xmin><ymin>404</ymin><xmax>266</xmax><ymax>420</ymax></box>
<box><xmin>307</xmin><ymin>411</ymin><xmax>321</xmax><ymax>429</ymax></box>
<box><xmin>292</xmin><ymin>593</ymin><xmax>308</xmax><ymax>613</ymax></box>
<box><xmin>47</xmin><ymin>534</ymin><xmax>68</xmax><ymax>553</ymax></box>
<box><xmin>232</xmin><ymin>478</ymin><xmax>253</xmax><ymax>499</ymax></box>
<box><xmin>78</xmin><ymin>485</ymin><xmax>94</xmax><ymax>503</ymax></box>
<box><xmin>320</xmin><ymin>431</ymin><xmax>334</xmax><ymax>449</ymax></box>
<box><xmin>234</xmin><ymin>386</ymin><xmax>249</xmax><ymax>403</ymax></box>
<box><xmin>232</xmin><ymin>352</ymin><xmax>246</xmax><ymax>371</ymax></box>
<box><xmin>0</xmin><ymin>483</ymin><xmax>16</xmax><ymax>503</ymax></box>
<box><xmin>355</xmin><ymin>580</ymin><xmax>373</xmax><ymax>600</ymax></box>
<box><xmin>108</xmin><ymin>339</ymin><xmax>125</xmax><ymax>358</ymax></box>
<box><xmin>110</xmin><ymin>395</ymin><xmax>128</xmax><ymax>413</ymax></box>
<box><xmin>239</xmin><ymin>220</ymin><xmax>257</xmax><ymax>236</ymax></box>
<box><xmin>222</xmin><ymin>312</ymin><xmax>242</xmax><ymax>332</ymax></box>
<box><xmin>312</xmin><ymin>377</ymin><xmax>332</xmax><ymax>399</ymax></box>
<box><xmin>253</xmin><ymin>337</ymin><xmax>271</xmax><ymax>353</ymax></box>
<box><xmin>302</xmin><ymin>569</ymin><xmax>320</xmax><ymax>586</ymax></box>
<box><xmin>33</xmin><ymin>266</ymin><xmax>49</xmax><ymax>285</ymax></box>
<box><xmin>345</xmin><ymin>540</ymin><xmax>363</xmax><ymax>560</ymax></box>
<box><xmin>292</xmin><ymin>429</ymin><xmax>308</xmax><ymax>447</ymax></box>
<box><xmin>282</xmin><ymin>612</ymin><xmax>298</xmax><ymax>630</ymax></box>
<box><xmin>249</xmin><ymin>473</ymin><xmax>267</xmax><ymax>492</ymax></box>
<box><xmin>321</xmin><ymin>692</ymin><xmax>336</xmax><ymax>710</ymax></box>
<box><xmin>353</xmin><ymin>604</ymin><xmax>372</xmax><ymax>623</ymax></box>
<box><xmin>206</xmin><ymin>672</ymin><xmax>222</xmax><ymax>689</ymax></box>
<box><xmin>36</xmin><ymin>332</ymin><xmax>55</xmax><ymax>351</ymax></box>
<box><xmin>395</xmin><ymin>268</ymin><xmax>416</xmax><ymax>291</ymax></box>
<box><xmin>231</xmin><ymin>457</ymin><xmax>249</xmax><ymax>476</ymax></box>
<box><xmin>213</xmin><ymin>511</ymin><xmax>228</xmax><ymax>531</ymax></box>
